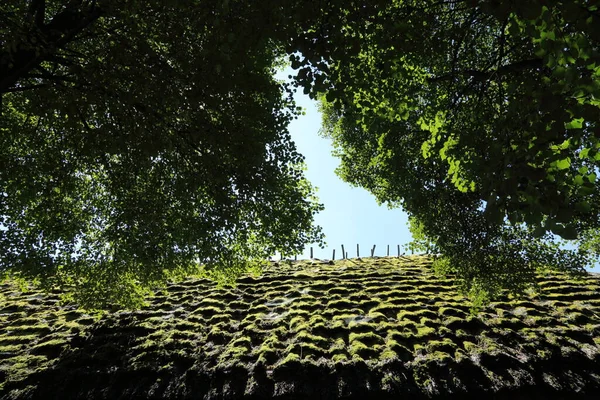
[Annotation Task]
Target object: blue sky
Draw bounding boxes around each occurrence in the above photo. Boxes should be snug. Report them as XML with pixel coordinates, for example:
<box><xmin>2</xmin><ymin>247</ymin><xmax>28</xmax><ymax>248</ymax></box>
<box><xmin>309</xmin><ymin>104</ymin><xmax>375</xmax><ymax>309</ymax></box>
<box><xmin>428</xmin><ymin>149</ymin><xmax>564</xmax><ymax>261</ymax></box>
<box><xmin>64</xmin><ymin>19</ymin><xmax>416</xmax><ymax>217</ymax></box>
<box><xmin>277</xmin><ymin>70</ymin><xmax>413</xmax><ymax>260</ymax></box>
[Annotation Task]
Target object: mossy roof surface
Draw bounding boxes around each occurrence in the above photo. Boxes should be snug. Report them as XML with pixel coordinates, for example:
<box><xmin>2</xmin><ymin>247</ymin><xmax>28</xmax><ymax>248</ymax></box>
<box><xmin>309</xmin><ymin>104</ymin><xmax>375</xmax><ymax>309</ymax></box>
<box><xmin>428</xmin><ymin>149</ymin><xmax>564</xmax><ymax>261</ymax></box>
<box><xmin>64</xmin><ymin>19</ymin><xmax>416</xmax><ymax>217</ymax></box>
<box><xmin>1</xmin><ymin>255</ymin><xmax>600</xmax><ymax>399</ymax></box>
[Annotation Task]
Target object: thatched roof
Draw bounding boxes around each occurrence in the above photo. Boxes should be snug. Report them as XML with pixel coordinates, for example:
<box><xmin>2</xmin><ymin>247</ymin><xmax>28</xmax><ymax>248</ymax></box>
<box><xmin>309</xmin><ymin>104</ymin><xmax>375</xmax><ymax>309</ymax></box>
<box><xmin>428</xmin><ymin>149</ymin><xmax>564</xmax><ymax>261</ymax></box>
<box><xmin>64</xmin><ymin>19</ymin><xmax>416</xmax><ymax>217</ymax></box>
<box><xmin>1</xmin><ymin>256</ymin><xmax>600</xmax><ymax>399</ymax></box>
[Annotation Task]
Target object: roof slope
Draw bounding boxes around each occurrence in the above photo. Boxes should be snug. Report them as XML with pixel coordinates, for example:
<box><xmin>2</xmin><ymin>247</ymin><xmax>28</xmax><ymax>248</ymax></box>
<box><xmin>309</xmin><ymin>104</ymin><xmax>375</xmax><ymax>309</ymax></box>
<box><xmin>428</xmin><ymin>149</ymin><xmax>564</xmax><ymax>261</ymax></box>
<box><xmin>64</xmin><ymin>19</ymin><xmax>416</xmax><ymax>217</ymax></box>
<box><xmin>1</xmin><ymin>256</ymin><xmax>600</xmax><ymax>399</ymax></box>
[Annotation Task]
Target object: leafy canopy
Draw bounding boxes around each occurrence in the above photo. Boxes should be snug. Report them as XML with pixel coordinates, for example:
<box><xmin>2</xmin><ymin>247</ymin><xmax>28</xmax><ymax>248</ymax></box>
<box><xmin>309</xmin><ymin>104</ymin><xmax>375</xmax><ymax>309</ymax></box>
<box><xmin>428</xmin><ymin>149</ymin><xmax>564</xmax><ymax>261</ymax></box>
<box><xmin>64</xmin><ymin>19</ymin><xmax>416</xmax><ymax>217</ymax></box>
<box><xmin>0</xmin><ymin>0</ymin><xmax>325</xmax><ymax>308</ymax></box>
<box><xmin>293</xmin><ymin>0</ymin><xmax>600</xmax><ymax>301</ymax></box>
<box><xmin>3</xmin><ymin>0</ymin><xmax>600</xmax><ymax>308</ymax></box>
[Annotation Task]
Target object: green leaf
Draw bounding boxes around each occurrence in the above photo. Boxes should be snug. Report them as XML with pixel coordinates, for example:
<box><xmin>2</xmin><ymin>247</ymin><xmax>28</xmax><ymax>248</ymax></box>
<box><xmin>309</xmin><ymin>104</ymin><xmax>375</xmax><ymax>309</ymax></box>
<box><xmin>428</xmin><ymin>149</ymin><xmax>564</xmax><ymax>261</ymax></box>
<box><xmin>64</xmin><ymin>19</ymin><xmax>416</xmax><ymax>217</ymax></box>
<box><xmin>565</xmin><ymin>118</ymin><xmax>583</xmax><ymax>129</ymax></box>
<box><xmin>579</xmin><ymin>148</ymin><xmax>590</xmax><ymax>159</ymax></box>
<box><xmin>579</xmin><ymin>185</ymin><xmax>596</xmax><ymax>195</ymax></box>
<box><xmin>521</xmin><ymin>1</ymin><xmax>543</xmax><ymax>20</ymax></box>
<box><xmin>560</xmin><ymin>225</ymin><xmax>579</xmax><ymax>240</ymax></box>
<box><xmin>555</xmin><ymin>208</ymin><xmax>573</xmax><ymax>223</ymax></box>
<box><xmin>575</xmin><ymin>201</ymin><xmax>591</xmax><ymax>213</ymax></box>
<box><xmin>484</xmin><ymin>201</ymin><xmax>504</xmax><ymax>224</ymax></box>
<box><xmin>555</xmin><ymin>158</ymin><xmax>571</xmax><ymax>170</ymax></box>
<box><xmin>325</xmin><ymin>91</ymin><xmax>336</xmax><ymax>102</ymax></box>
<box><xmin>532</xmin><ymin>225</ymin><xmax>546</xmax><ymax>238</ymax></box>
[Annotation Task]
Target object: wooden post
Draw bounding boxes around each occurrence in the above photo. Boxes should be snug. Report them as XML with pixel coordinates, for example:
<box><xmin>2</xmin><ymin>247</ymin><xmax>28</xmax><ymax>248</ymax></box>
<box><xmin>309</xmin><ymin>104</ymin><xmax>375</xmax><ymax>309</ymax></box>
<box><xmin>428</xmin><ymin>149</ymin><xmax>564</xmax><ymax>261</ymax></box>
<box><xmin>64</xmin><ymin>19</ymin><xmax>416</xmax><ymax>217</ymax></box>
<box><xmin>371</xmin><ymin>245</ymin><xmax>376</xmax><ymax>257</ymax></box>
<box><xmin>346</xmin><ymin>252</ymin><xmax>348</xmax><ymax>259</ymax></box>
<box><xmin>387</xmin><ymin>245</ymin><xmax>389</xmax><ymax>257</ymax></box>
<box><xmin>397</xmin><ymin>245</ymin><xmax>400</xmax><ymax>257</ymax></box>
<box><xmin>332</xmin><ymin>249</ymin><xmax>335</xmax><ymax>260</ymax></box>
<box><xmin>357</xmin><ymin>244</ymin><xmax>360</xmax><ymax>258</ymax></box>
<box><xmin>341</xmin><ymin>244</ymin><xmax>345</xmax><ymax>259</ymax></box>
<box><xmin>310</xmin><ymin>247</ymin><xmax>313</xmax><ymax>259</ymax></box>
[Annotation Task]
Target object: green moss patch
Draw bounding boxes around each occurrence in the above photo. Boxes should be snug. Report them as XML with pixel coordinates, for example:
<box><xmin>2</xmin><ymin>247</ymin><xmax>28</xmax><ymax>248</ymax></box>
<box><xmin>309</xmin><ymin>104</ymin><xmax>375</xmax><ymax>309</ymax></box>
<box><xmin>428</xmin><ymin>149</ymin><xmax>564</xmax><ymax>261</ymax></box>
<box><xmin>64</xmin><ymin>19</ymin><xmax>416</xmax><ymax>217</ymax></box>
<box><xmin>0</xmin><ymin>256</ymin><xmax>599</xmax><ymax>398</ymax></box>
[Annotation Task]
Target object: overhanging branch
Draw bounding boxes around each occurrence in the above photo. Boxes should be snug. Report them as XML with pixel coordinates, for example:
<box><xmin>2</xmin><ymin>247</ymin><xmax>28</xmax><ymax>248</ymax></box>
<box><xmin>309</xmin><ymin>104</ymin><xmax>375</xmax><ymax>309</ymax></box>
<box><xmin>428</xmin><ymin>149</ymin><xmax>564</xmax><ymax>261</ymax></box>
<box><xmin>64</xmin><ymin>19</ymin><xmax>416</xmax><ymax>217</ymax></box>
<box><xmin>5</xmin><ymin>84</ymin><xmax>52</xmax><ymax>92</ymax></box>
<box><xmin>428</xmin><ymin>58</ymin><xmax>544</xmax><ymax>83</ymax></box>
<box><xmin>0</xmin><ymin>1</ymin><xmax>104</xmax><ymax>94</ymax></box>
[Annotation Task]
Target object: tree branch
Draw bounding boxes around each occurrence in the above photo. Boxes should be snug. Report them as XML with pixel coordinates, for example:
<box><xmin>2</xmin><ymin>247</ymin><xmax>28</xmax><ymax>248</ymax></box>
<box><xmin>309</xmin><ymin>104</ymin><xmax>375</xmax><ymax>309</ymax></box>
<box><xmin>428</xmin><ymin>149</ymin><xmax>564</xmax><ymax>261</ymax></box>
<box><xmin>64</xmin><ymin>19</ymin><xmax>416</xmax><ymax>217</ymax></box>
<box><xmin>1</xmin><ymin>1</ymin><xmax>104</xmax><ymax>94</ymax></box>
<box><xmin>27</xmin><ymin>0</ymin><xmax>46</xmax><ymax>28</ymax></box>
<box><xmin>5</xmin><ymin>84</ymin><xmax>52</xmax><ymax>92</ymax></box>
<box><xmin>25</xmin><ymin>73</ymin><xmax>78</xmax><ymax>84</ymax></box>
<box><xmin>428</xmin><ymin>58</ymin><xmax>544</xmax><ymax>83</ymax></box>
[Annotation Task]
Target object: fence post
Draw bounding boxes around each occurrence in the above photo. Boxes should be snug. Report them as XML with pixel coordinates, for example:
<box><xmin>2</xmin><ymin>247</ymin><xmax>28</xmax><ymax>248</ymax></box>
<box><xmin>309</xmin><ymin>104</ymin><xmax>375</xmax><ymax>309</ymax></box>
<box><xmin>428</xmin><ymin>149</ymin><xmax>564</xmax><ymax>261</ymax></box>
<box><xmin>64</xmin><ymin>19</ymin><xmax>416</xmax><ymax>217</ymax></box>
<box><xmin>387</xmin><ymin>245</ymin><xmax>390</xmax><ymax>257</ymax></box>
<box><xmin>310</xmin><ymin>247</ymin><xmax>314</xmax><ymax>259</ymax></box>
<box><xmin>357</xmin><ymin>244</ymin><xmax>360</xmax><ymax>258</ymax></box>
<box><xmin>332</xmin><ymin>249</ymin><xmax>335</xmax><ymax>260</ymax></box>
<box><xmin>341</xmin><ymin>245</ymin><xmax>345</xmax><ymax>259</ymax></box>
<box><xmin>371</xmin><ymin>245</ymin><xmax>376</xmax><ymax>257</ymax></box>
<box><xmin>397</xmin><ymin>245</ymin><xmax>400</xmax><ymax>257</ymax></box>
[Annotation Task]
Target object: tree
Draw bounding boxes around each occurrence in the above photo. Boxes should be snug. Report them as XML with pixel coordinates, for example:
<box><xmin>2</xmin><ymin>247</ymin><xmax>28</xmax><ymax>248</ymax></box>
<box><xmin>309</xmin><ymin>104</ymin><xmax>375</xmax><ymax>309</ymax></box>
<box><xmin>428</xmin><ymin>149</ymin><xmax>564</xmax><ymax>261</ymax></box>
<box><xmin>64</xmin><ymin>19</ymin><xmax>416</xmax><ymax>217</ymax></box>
<box><xmin>1</xmin><ymin>0</ymin><xmax>325</xmax><ymax>308</ymax></box>
<box><xmin>3</xmin><ymin>0</ymin><xmax>598</xmax><ymax>309</ymax></box>
<box><xmin>293</xmin><ymin>0</ymin><xmax>600</xmax><ymax>301</ymax></box>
